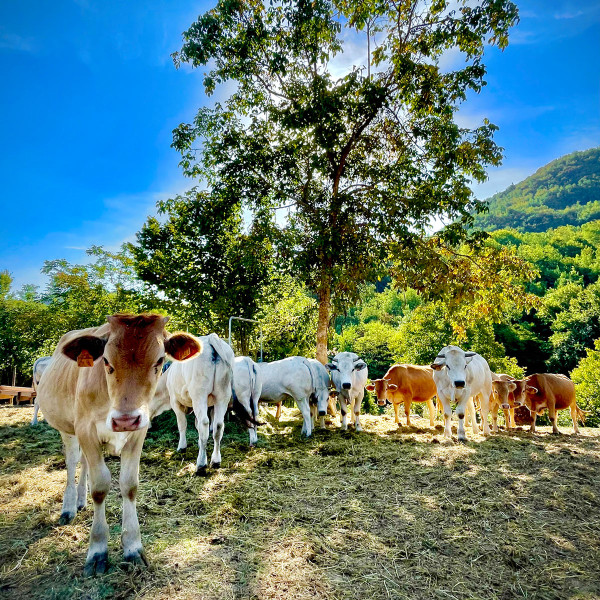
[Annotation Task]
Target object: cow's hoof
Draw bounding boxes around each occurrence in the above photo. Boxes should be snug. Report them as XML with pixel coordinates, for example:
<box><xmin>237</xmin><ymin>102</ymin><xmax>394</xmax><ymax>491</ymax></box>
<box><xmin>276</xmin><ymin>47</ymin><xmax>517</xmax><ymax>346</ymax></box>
<box><xmin>458</xmin><ymin>436</ymin><xmax>467</xmax><ymax>444</ymax></box>
<box><xmin>176</xmin><ymin>446</ymin><xmax>187</xmax><ymax>453</ymax></box>
<box><xmin>552</xmin><ymin>430</ymin><xmax>562</xmax><ymax>436</ymax></box>
<box><xmin>123</xmin><ymin>549</ymin><xmax>148</xmax><ymax>569</ymax></box>
<box><xmin>195</xmin><ymin>465</ymin><xmax>208</xmax><ymax>477</ymax></box>
<box><xmin>77</xmin><ymin>503</ymin><xmax>86</xmax><ymax>512</ymax></box>
<box><xmin>59</xmin><ymin>511</ymin><xmax>75</xmax><ymax>525</ymax></box>
<box><xmin>210</xmin><ymin>461</ymin><xmax>221</xmax><ymax>469</ymax></box>
<box><xmin>83</xmin><ymin>552</ymin><xmax>109</xmax><ymax>577</ymax></box>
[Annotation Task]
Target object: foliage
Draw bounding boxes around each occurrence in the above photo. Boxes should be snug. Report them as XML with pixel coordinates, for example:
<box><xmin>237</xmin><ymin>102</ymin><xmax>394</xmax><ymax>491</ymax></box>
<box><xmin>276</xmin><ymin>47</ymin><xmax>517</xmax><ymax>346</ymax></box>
<box><xmin>171</xmin><ymin>0</ymin><xmax>520</xmax><ymax>360</ymax></box>
<box><xmin>132</xmin><ymin>188</ymin><xmax>275</xmax><ymax>352</ymax></box>
<box><xmin>474</xmin><ymin>147</ymin><xmax>600</xmax><ymax>232</ymax></box>
<box><xmin>571</xmin><ymin>339</ymin><xmax>600</xmax><ymax>427</ymax></box>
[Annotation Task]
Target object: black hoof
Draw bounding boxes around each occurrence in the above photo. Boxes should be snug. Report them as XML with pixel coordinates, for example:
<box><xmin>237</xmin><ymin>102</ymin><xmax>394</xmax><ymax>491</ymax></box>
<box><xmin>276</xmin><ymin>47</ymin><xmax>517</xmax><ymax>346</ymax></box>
<box><xmin>195</xmin><ymin>465</ymin><xmax>208</xmax><ymax>477</ymax></box>
<box><xmin>83</xmin><ymin>552</ymin><xmax>109</xmax><ymax>577</ymax></box>
<box><xmin>123</xmin><ymin>549</ymin><xmax>148</xmax><ymax>569</ymax></box>
<box><xmin>59</xmin><ymin>511</ymin><xmax>75</xmax><ymax>525</ymax></box>
<box><xmin>210</xmin><ymin>461</ymin><xmax>221</xmax><ymax>469</ymax></box>
<box><xmin>77</xmin><ymin>503</ymin><xmax>86</xmax><ymax>512</ymax></box>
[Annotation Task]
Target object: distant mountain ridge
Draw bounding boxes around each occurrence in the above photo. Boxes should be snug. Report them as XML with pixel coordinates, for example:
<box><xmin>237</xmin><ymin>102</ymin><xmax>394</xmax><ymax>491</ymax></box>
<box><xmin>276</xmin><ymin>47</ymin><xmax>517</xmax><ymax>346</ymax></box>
<box><xmin>473</xmin><ymin>147</ymin><xmax>600</xmax><ymax>232</ymax></box>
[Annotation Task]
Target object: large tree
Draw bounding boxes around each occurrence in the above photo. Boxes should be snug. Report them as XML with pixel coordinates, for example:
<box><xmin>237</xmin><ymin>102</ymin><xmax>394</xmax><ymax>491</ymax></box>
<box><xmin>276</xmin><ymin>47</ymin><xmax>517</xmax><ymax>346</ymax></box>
<box><xmin>172</xmin><ymin>0</ymin><xmax>519</xmax><ymax>362</ymax></box>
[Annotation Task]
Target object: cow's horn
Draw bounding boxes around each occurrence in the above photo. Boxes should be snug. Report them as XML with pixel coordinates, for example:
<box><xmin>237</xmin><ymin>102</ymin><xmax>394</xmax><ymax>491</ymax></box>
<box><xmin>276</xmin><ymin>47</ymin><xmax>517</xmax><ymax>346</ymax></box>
<box><xmin>436</xmin><ymin>354</ymin><xmax>445</xmax><ymax>359</ymax></box>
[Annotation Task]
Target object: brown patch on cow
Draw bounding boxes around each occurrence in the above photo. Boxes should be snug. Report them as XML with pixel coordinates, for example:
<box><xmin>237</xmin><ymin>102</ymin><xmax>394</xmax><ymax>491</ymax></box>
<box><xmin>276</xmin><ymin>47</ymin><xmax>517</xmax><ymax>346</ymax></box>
<box><xmin>128</xmin><ymin>486</ymin><xmax>137</xmax><ymax>502</ymax></box>
<box><xmin>92</xmin><ymin>490</ymin><xmax>106</xmax><ymax>504</ymax></box>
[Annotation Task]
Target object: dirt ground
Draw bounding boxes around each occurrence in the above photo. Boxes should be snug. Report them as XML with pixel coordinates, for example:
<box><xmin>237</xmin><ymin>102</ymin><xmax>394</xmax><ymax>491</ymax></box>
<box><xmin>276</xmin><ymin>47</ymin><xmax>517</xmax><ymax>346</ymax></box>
<box><xmin>1</xmin><ymin>404</ymin><xmax>599</xmax><ymax>600</ymax></box>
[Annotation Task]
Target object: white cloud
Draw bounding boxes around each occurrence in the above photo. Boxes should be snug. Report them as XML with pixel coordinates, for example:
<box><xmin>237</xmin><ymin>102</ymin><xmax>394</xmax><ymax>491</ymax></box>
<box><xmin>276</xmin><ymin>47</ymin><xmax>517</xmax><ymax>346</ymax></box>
<box><xmin>0</xmin><ymin>31</ymin><xmax>35</xmax><ymax>53</ymax></box>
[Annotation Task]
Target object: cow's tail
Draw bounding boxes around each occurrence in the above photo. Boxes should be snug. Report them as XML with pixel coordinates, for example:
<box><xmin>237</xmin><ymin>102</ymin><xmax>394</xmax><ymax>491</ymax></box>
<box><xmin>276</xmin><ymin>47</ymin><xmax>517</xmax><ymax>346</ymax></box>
<box><xmin>303</xmin><ymin>359</ymin><xmax>317</xmax><ymax>403</ymax></box>
<box><xmin>575</xmin><ymin>405</ymin><xmax>588</xmax><ymax>424</ymax></box>
<box><xmin>227</xmin><ymin>355</ymin><xmax>261</xmax><ymax>429</ymax></box>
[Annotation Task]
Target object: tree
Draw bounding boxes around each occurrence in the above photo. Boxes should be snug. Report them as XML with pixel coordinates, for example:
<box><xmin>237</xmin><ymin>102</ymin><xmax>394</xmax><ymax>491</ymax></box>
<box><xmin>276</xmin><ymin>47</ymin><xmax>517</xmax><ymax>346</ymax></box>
<box><xmin>132</xmin><ymin>189</ymin><xmax>275</xmax><ymax>353</ymax></box>
<box><xmin>571</xmin><ymin>339</ymin><xmax>600</xmax><ymax>427</ymax></box>
<box><xmin>172</xmin><ymin>0</ymin><xmax>520</xmax><ymax>363</ymax></box>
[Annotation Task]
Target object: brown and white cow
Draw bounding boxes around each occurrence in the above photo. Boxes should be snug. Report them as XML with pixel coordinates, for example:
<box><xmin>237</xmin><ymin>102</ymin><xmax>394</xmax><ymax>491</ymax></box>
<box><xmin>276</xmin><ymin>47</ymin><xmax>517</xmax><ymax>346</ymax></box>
<box><xmin>489</xmin><ymin>373</ymin><xmax>517</xmax><ymax>432</ymax></box>
<box><xmin>511</xmin><ymin>373</ymin><xmax>586</xmax><ymax>434</ymax></box>
<box><xmin>37</xmin><ymin>314</ymin><xmax>201</xmax><ymax>576</ymax></box>
<box><xmin>366</xmin><ymin>364</ymin><xmax>438</xmax><ymax>427</ymax></box>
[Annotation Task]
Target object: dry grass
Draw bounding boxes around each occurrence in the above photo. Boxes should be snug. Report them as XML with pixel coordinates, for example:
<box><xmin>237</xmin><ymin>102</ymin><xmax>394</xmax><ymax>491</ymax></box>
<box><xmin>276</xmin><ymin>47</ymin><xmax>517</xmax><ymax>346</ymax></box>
<box><xmin>1</xmin><ymin>405</ymin><xmax>600</xmax><ymax>600</ymax></box>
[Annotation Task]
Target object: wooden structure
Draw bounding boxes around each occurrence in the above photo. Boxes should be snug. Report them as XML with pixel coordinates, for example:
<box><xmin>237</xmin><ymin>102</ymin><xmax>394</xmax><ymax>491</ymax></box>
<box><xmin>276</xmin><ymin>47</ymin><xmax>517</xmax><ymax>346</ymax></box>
<box><xmin>0</xmin><ymin>385</ymin><xmax>36</xmax><ymax>406</ymax></box>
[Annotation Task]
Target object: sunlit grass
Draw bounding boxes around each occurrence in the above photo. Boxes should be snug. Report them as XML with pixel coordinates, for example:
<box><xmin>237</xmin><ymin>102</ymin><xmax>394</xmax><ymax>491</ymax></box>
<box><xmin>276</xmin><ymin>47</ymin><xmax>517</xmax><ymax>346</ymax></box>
<box><xmin>1</xmin><ymin>404</ymin><xmax>599</xmax><ymax>599</ymax></box>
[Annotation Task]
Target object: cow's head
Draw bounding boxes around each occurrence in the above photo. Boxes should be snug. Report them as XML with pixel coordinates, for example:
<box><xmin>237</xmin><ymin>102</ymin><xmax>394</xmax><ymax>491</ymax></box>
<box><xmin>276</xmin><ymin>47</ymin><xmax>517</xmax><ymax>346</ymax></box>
<box><xmin>510</xmin><ymin>378</ymin><xmax>538</xmax><ymax>410</ymax></box>
<box><xmin>365</xmin><ymin>378</ymin><xmax>397</xmax><ymax>406</ymax></box>
<box><xmin>326</xmin><ymin>352</ymin><xmax>367</xmax><ymax>391</ymax></box>
<box><xmin>62</xmin><ymin>313</ymin><xmax>201</xmax><ymax>432</ymax></box>
<box><xmin>491</xmin><ymin>379</ymin><xmax>517</xmax><ymax>410</ymax></box>
<box><xmin>430</xmin><ymin>347</ymin><xmax>476</xmax><ymax>395</ymax></box>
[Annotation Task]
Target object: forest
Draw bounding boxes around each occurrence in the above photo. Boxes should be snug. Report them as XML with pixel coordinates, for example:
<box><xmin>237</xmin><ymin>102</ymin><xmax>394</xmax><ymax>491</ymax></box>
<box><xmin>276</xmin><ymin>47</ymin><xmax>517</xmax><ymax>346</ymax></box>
<box><xmin>3</xmin><ymin>147</ymin><xmax>600</xmax><ymax>426</ymax></box>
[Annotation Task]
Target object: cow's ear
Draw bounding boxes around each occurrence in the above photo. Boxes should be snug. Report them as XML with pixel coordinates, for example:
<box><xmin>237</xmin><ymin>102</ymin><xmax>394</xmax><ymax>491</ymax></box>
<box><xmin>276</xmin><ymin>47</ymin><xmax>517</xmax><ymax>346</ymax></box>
<box><xmin>325</xmin><ymin>363</ymin><xmax>338</xmax><ymax>372</ymax></box>
<box><xmin>388</xmin><ymin>383</ymin><xmax>398</xmax><ymax>391</ymax></box>
<box><xmin>430</xmin><ymin>362</ymin><xmax>444</xmax><ymax>371</ymax></box>
<box><xmin>62</xmin><ymin>335</ymin><xmax>107</xmax><ymax>364</ymax></box>
<box><xmin>464</xmin><ymin>352</ymin><xmax>476</xmax><ymax>364</ymax></box>
<box><xmin>508</xmin><ymin>382</ymin><xmax>517</xmax><ymax>392</ymax></box>
<box><xmin>526</xmin><ymin>385</ymin><xmax>538</xmax><ymax>394</ymax></box>
<box><xmin>365</xmin><ymin>384</ymin><xmax>375</xmax><ymax>392</ymax></box>
<box><xmin>354</xmin><ymin>361</ymin><xmax>367</xmax><ymax>371</ymax></box>
<box><xmin>165</xmin><ymin>333</ymin><xmax>202</xmax><ymax>361</ymax></box>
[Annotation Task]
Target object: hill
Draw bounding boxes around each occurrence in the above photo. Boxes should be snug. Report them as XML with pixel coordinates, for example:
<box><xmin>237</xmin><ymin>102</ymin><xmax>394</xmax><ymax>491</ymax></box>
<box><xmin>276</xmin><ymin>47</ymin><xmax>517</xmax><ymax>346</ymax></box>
<box><xmin>474</xmin><ymin>147</ymin><xmax>600</xmax><ymax>232</ymax></box>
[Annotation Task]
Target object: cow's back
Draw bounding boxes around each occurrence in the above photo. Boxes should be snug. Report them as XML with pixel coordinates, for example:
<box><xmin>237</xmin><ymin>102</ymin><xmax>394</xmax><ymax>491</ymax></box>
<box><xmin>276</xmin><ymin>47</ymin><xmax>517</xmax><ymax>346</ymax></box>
<box><xmin>258</xmin><ymin>357</ymin><xmax>310</xmax><ymax>402</ymax></box>
<box><xmin>466</xmin><ymin>354</ymin><xmax>492</xmax><ymax>397</ymax></box>
<box><xmin>528</xmin><ymin>373</ymin><xmax>575</xmax><ymax>411</ymax></box>
<box><xmin>387</xmin><ymin>364</ymin><xmax>436</xmax><ymax>401</ymax></box>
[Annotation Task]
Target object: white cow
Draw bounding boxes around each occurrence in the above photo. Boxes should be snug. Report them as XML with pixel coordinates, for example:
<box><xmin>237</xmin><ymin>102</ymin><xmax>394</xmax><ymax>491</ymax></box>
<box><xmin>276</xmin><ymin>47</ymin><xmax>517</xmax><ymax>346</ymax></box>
<box><xmin>233</xmin><ymin>356</ymin><xmax>263</xmax><ymax>446</ymax></box>
<box><xmin>306</xmin><ymin>358</ymin><xmax>333</xmax><ymax>429</ymax></box>
<box><xmin>31</xmin><ymin>355</ymin><xmax>52</xmax><ymax>425</ymax></box>
<box><xmin>326</xmin><ymin>352</ymin><xmax>368</xmax><ymax>431</ymax></box>
<box><xmin>431</xmin><ymin>345</ymin><xmax>492</xmax><ymax>441</ymax></box>
<box><xmin>167</xmin><ymin>333</ymin><xmax>252</xmax><ymax>475</ymax></box>
<box><xmin>257</xmin><ymin>357</ymin><xmax>329</xmax><ymax>437</ymax></box>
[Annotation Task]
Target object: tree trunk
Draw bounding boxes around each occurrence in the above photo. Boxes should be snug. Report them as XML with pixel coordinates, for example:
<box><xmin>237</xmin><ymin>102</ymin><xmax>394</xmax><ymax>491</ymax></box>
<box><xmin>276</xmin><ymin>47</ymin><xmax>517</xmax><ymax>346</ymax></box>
<box><xmin>316</xmin><ymin>275</ymin><xmax>331</xmax><ymax>365</ymax></box>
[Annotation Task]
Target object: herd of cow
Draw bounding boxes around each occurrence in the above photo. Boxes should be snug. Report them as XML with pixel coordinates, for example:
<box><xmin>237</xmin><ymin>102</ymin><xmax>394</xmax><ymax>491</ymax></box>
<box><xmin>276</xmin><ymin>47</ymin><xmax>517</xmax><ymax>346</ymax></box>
<box><xmin>28</xmin><ymin>313</ymin><xmax>586</xmax><ymax>576</ymax></box>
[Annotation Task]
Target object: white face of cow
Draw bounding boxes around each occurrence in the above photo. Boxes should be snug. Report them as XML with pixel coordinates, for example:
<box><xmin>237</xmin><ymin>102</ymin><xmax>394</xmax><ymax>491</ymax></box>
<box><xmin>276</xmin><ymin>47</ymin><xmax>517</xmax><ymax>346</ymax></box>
<box><xmin>430</xmin><ymin>348</ymin><xmax>476</xmax><ymax>400</ymax></box>
<box><xmin>326</xmin><ymin>353</ymin><xmax>367</xmax><ymax>391</ymax></box>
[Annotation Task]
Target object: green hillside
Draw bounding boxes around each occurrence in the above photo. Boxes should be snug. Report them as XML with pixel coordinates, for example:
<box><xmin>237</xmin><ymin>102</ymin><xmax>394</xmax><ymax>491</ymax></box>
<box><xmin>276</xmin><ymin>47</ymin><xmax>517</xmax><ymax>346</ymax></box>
<box><xmin>474</xmin><ymin>147</ymin><xmax>600</xmax><ymax>232</ymax></box>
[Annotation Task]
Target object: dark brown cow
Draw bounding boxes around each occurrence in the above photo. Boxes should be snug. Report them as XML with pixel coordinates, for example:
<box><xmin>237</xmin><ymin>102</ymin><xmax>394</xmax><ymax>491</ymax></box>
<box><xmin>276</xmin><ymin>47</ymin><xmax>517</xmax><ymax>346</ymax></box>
<box><xmin>512</xmin><ymin>373</ymin><xmax>586</xmax><ymax>434</ymax></box>
<box><xmin>366</xmin><ymin>364</ymin><xmax>437</xmax><ymax>427</ymax></box>
<box><xmin>37</xmin><ymin>314</ymin><xmax>201</xmax><ymax>576</ymax></box>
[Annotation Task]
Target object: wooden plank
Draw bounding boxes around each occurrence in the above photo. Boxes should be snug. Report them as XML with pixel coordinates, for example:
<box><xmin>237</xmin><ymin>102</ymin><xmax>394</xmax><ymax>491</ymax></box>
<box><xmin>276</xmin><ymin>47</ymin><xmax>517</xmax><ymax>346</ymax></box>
<box><xmin>0</xmin><ymin>385</ymin><xmax>36</xmax><ymax>394</ymax></box>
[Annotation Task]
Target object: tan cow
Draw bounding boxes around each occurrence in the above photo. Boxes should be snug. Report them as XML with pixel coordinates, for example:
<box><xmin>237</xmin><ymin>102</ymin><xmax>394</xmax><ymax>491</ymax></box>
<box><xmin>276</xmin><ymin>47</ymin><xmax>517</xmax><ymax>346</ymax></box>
<box><xmin>37</xmin><ymin>314</ymin><xmax>201</xmax><ymax>576</ymax></box>
<box><xmin>366</xmin><ymin>364</ymin><xmax>438</xmax><ymax>427</ymax></box>
<box><xmin>511</xmin><ymin>373</ymin><xmax>586</xmax><ymax>434</ymax></box>
<box><xmin>489</xmin><ymin>374</ymin><xmax>517</xmax><ymax>432</ymax></box>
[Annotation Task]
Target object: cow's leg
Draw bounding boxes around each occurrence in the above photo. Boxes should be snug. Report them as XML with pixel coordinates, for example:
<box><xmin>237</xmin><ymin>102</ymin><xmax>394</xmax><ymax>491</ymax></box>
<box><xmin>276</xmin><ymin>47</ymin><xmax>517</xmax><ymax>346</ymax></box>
<box><xmin>59</xmin><ymin>432</ymin><xmax>81</xmax><ymax>525</ymax></box>
<box><xmin>192</xmin><ymin>396</ymin><xmax>210</xmax><ymax>475</ymax></box>
<box><xmin>442</xmin><ymin>399</ymin><xmax>452</xmax><ymax>439</ymax></box>
<box><xmin>171</xmin><ymin>398</ymin><xmax>188</xmax><ymax>451</ymax></box>
<box><xmin>354</xmin><ymin>394</ymin><xmax>362</xmax><ymax>432</ymax></box>
<box><xmin>77</xmin><ymin>453</ymin><xmax>88</xmax><ymax>512</ymax></box>
<box><xmin>120</xmin><ymin>430</ymin><xmax>148</xmax><ymax>567</ymax></box>
<box><xmin>456</xmin><ymin>397</ymin><xmax>471</xmax><ymax>442</ymax></box>
<box><xmin>339</xmin><ymin>396</ymin><xmax>349</xmax><ymax>430</ymax></box>
<box><xmin>31</xmin><ymin>400</ymin><xmax>40</xmax><ymax>425</ymax></box>
<box><xmin>296</xmin><ymin>397</ymin><xmax>312</xmax><ymax>437</ymax></box>
<box><xmin>502</xmin><ymin>407</ymin><xmax>510</xmax><ymax>431</ymax></box>
<box><xmin>275</xmin><ymin>402</ymin><xmax>282</xmax><ymax>420</ymax></box>
<box><xmin>426</xmin><ymin>398</ymin><xmax>435</xmax><ymax>427</ymax></box>
<box><xmin>393</xmin><ymin>401</ymin><xmax>400</xmax><ymax>425</ymax></box>
<box><xmin>548</xmin><ymin>403</ymin><xmax>560</xmax><ymax>435</ymax></box>
<box><xmin>478</xmin><ymin>394</ymin><xmax>491</xmax><ymax>436</ymax></box>
<box><xmin>249</xmin><ymin>394</ymin><xmax>259</xmax><ymax>446</ymax></box>
<box><xmin>529</xmin><ymin>411</ymin><xmax>537</xmax><ymax>433</ymax></box>
<box><xmin>492</xmin><ymin>410</ymin><xmax>498</xmax><ymax>433</ymax></box>
<box><xmin>210</xmin><ymin>400</ymin><xmax>228</xmax><ymax>468</ymax></box>
<box><xmin>404</xmin><ymin>399</ymin><xmax>411</xmax><ymax>427</ymax></box>
<box><xmin>468</xmin><ymin>398</ymin><xmax>480</xmax><ymax>435</ymax></box>
<box><xmin>349</xmin><ymin>397</ymin><xmax>355</xmax><ymax>425</ymax></box>
<box><xmin>509</xmin><ymin>408</ymin><xmax>515</xmax><ymax>429</ymax></box>
<box><xmin>80</xmin><ymin>439</ymin><xmax>111</xmax><ymax>577</ymax></box>
<box><xmin>570</xmin><ymin>403</ymin><xmax>580</xmax><ymax>434</ymax></box>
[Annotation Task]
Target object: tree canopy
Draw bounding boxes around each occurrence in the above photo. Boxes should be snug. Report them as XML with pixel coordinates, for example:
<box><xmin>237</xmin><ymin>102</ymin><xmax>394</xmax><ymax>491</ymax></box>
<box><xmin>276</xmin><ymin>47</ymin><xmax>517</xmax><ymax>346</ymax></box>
<box><xmin>171</xmin><ymin>0</ymin><xmax>520</xmax><ymax>361</ymax></box>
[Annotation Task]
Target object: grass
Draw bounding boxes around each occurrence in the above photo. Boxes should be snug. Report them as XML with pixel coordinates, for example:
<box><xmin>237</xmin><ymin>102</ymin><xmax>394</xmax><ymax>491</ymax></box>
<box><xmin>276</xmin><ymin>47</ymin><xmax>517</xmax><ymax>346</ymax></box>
<box><xmin>1</xmin><ymin>404</ymin><xmax>600</xmax><ymax>600</ymax></box>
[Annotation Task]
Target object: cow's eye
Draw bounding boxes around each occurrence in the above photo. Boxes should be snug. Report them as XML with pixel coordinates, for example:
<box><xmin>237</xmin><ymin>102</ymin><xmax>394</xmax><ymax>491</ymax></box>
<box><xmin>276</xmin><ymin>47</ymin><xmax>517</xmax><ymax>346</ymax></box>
<box><xmin>154</xmin><ymin>356</ymin><xmax>165</xmax><ymax>373</ymax></box>
<box><xmin>103</xmin><ymin>357</ymin><xmax>114</xmax><ymax>375</ymax></box>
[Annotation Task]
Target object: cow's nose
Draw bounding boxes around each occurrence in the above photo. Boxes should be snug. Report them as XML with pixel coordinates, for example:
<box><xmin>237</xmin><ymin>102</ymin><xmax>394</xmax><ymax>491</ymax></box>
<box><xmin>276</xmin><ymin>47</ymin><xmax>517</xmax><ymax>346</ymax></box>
<box><xmin>111</xmin><ymin>412</ymin><xmax>142</xmax><ymax>432</ymax></box>
<box><xmin>377</xmin><ymin>400</ymin><xmax>386</xmax><ymax>406</ymax></box>
<box><xmin>501</xmin><ymin>404</ymin><xmax>510</xmax><ymax>409</ymax></box>
<box><xmin>342</xmin><ymin>382</ymin><xmax>351</xmax><ymax>390</ymax></box>
<box><xmin>454</xmin><ymin>380</ymin><xmax>465</xmax><ymax>389</ymax></box>
<box><xmin>318</xmin><ymin>410</ymin><xmax>326</xmax><ymax>417</ymax></box>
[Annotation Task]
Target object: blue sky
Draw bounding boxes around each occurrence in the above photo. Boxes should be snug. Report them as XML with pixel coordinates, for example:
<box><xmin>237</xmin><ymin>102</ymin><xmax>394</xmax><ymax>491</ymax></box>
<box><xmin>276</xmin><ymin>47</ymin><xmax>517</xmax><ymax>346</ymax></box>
<box><xmin>0</xmin><ymin>0</ymin><xmax>599</xmax><ymax>290</ymax></box>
